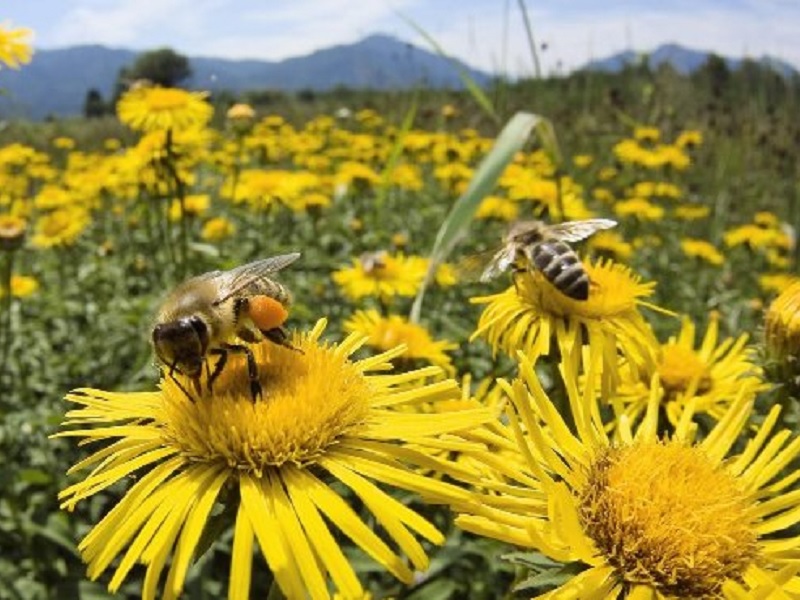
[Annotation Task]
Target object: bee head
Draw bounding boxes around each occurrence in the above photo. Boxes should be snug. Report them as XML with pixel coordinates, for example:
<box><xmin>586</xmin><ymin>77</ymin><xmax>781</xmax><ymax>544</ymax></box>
<box><xmin>152</xmin><ymin>316</ymin><xmax>210</xmax><ymax>379</ymax></box>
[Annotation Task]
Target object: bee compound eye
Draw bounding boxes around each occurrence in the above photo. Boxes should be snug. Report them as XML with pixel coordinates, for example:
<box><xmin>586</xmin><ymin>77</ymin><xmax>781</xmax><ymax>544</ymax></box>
<box><xmin>187</xmin><ymin>316</ymin><xmax>210</xmax><ymax>351</ymax></box>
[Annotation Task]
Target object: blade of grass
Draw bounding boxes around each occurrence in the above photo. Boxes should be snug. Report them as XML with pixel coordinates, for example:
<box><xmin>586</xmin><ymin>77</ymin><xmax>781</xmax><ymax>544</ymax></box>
<box><xmin>410</xmin><ymin>111</ymin><xmax>555</xmax><ymax>322</ymax></box>
<box><xmin>399</xmin><ymin>13</ymin><xmax>500</xmax><ymax>125</ymax></box>
<box><xmin>375</xmin><ymin>93</ymin><xmax>418</xmax><ymax>209</ymax></box>
<box><xmin>517</xmin><ymin>0</ymin><xmax>542</xmax><ymax>79</ymax></box>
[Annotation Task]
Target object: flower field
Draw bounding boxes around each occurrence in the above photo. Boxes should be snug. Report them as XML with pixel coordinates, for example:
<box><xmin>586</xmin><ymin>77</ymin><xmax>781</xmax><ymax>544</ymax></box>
<box><xmin>3</xmin><ymin>19</ymin><xmax>800</xmax><ymax>600</ymax></box>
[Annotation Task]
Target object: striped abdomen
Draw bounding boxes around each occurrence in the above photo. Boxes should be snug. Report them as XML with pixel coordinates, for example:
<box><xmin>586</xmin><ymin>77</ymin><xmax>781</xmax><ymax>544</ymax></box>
<box><xmin>530</xmin><ymin>240</ymin><xmax>589</xmax><ymax>300</ymax></box>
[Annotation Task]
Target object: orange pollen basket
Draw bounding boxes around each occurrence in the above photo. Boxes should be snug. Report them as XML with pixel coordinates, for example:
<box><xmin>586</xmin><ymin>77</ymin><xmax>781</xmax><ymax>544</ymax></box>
<box><xmin>247</xmin><ymin>295</ymin><xmax>289</xmax><ymax>330</ymax></box>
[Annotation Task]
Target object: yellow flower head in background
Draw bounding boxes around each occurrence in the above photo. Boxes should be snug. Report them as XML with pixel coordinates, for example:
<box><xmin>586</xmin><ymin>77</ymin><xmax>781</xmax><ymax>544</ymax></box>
<box><xmin>226</xmin><ymin>102</ymin><xmax>255</xmax><ymax>121</ymax></box>
<box><xmin>332</xmin><ymin>252</ymin><xmax>428</xmax><ymax>300</ymax></box>
<box><xmin>674</xmin><ymin>203</ymin><xmax>711</xmax><ymax>220</ymax></box>
<box><xmin>55</xmin><ymin>320</ymin><xmax>488</xmax><ymax>600</ymax></box>
<box><xmin>200</xmin><ymin>216</ymin><xmax>236</xmax><ymax>242</ymax></box>
<box><xmin>31</xmin><ymin>208</ymin><xmax>90</xmax><ymax>248</ymax></box>
<box><xmin>455</xmin><ymin>355</ymin><xmax>800</xmax><ymax>599</ymax></box>
<box><xmin>344</xmin><ymin>309</ymin><xmax>457</xmax><ymax>374</ymax></box>
<box><xmin>0</xmin><ymin>22</ymin><xmax>33</xmax><ymax>70</ymax></box>
<box><xmin>168</xmin><ymin>194</ymin><xmax>210</xmax><ymax>221</ymax></box>
<box><xmin>117</xmin><ymin>86</ymin><xmax>213</xmax><ymax>133</ymax></box>
<box><xmin>759</xmin><ymin>273</ymin><xmax>800</xmax><ymax>295</ymax></box>
<box><xmin>614</xmin><ymin>312</ymin><xmax>764</xmax><ymax>426</ymax></box>
<box><xmin>0</xmin><ymin>213</ymin><xmax>27</xmax><ymax>251</ymax></box>
<box><xmin>765</xmin><ymin>280</ymin><xmax>800</xmax><ymax>365</ymax></box>
<box><xmin>472</xmin><ymin>258</ymin><xmax>661</xmax><ymax>393</ymax></box>
<box><xmin>681</xmin><ymin>237</ymin><xmax>725</xmax><ymax>266</ymax></box>
<box><xmin>1</xmin><ymin>274</ymin><xmax>39</xmax><ymax>298</ymax></box>
<box><xmin>475</xmin><ymin>195</ymin><xmax>519</xmax><ymax>221</ymax></box>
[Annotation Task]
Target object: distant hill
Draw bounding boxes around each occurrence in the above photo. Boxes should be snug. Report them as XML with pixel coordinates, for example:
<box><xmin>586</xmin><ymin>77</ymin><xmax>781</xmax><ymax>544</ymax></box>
<box><xmin>582</xmin><ymin>43</ymin><xmax>798</xmax><ymax>77</ymax></box>
<box><xmin>0</xmin><ymin>34</ymin><xmax>492</xmax><ymax>120</ymax></box>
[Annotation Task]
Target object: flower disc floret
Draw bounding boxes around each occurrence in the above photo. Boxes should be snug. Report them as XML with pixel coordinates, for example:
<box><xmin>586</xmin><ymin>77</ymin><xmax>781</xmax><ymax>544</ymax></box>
<box><xmin>580</xmin><ymin>442</ymin><xmax>758</xmax><ymax>597</ymax></box>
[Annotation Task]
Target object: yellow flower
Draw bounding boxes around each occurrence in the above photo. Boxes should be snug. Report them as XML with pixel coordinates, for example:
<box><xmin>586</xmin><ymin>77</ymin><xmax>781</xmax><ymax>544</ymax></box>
<box><xmin>55</xmin><ymin>320</ymin><xmax>488</xmax><ymax>600</ymax></box>
<box><xmin>674</xmin><ymin>203</ymin><xmax>711</xmax><ymax>220</ymax></box>
<box><xmin>0</xmin><ymin>22</ymin><xmax>33</xmax><ymax>69</ymax></box>
<box><xmin>440</xmin><ymin>103</ymin><xmax>458</xmax><ymax>118</ymax></box>
<box><xmin>588</xmin><ymin>230</ymin><xmax>633</xmax><ymax>261</ymax></box>
<box><xmin>455</xmin><ymin>355</ymin><xmax>800</xmax><ymax>598</ymax></box>
<box><xmin>724</xmin><ymin>223</ymin><xmax>791</xmax><ymax>251</ymax></box>
<box><xmin>634</xmin><ymin>126</ymin><xmax>660</xmax><ymax>142</ymax></box>
<box><xmin>0</xmin><ymin>213</ymin><xmax>26</xmax><ymax>250</ymax></box>
<box><xmin>168</xmin><ymin>194</ymin><xmax>210</xmax><ymax>221</ymax></box>
<box><xmin>52</xmin><ymin>136</ymin><xmax>76</xmax><ymax>150</ymax></box>
<box><xmin>389</xmin><ymin>164</ymin><xmax>423</xmax><ymax>191</ymax></box>
<box><xmin>1</xmin><ymin>274</ymin><xmax>39</xmax><ymax>298</ymax></box>
<box><xmin>765</xmin><ymin>281</ymin><xmax>800</xmax><ymax>367</ymax></box>
<box><xmin>759</xmin><ymin>273</ymin><xmax>800</xmax><ymax>295</ymax></box>
<box><xmin>475</xmin><ymin>195</ymin><xmax>519</xmax><ymax>221</ymax></box>
<box><xmin>572</xmin><ymin>154</ymin><xmax>593</xmax><ymax>168</ymax></box>
<box><xmin>614</xmin><ymin>197</ymin><xmax>665</xmax><ymax>221</ymax></box>
<box><xmin>201</xmin><ymin>216</ymin><xmax>236</xmax><ymax>242</ymax></box>
<box><xmin>226</xmin><ymin>103</ymin><xmax>255</xmax><ymax>120</ymax></box>
<box><xmin>675</xmin><ymin>129</ymin><xmax>703</xmax><ymax>148</ymax></box>
<box><xmin>471</xmin><ymin>259</ymin><xmax>661</xmax><ymax>393</ymax></box>
<box><xmin>332</xmin><ymin>252</ymin><xmax>428</xmax><ymax>301</ymax></box>
<box><xmin>117</xmin><ymin>86</ymin><xmax>213</xmax><ymax>133</ymax></box>
<box><xmin>344</xmin><ymin>310</ymin><xmax>457</xmax><ymax>374</ymax></box>
<box><xmin>31</xmin><ymin>208</ymin><xmax>90</xmax><ymax>248</ymax></box>
<box><xmin>681</xmin><ymin>238</ymin><xmax>724</xmax><ymax>266</ymax></box>
<box><xmin>614</xmin><ymin>313</ymin><xmax>764</xmax><ymax>425</ymax></box>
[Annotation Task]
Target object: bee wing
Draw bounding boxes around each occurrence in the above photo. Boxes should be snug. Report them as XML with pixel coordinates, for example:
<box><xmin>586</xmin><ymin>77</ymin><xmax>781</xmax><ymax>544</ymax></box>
<box><xmin>479</xmin><ymin>246</ymin><xmax>517</xmax><ymax>282</ymax></box>
<box><xmin>547</xmin><ymin>219</ymin><xmax>617</xmax><ymax>243</ymax></box>
<box><xmin>213</xmin><ymin>252</ymin><xmax>301</xmax><ymax>304</ymax></box>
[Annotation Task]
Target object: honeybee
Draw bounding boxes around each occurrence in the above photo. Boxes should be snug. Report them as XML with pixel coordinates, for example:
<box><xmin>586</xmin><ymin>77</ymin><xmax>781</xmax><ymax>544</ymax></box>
<box><xmin>152</xmin><ymin>252</ymin><xmax>301</xmax><ymax>401</ymax></box>
<box><xmin>481</xmin><ymin>219</ymin><xmax>617</xmax><ymax>300</ymax></box>
<box><xmin>359</xmin><ymin>250</ymin><xmax>388</xmax><ymax>274</ymax></box>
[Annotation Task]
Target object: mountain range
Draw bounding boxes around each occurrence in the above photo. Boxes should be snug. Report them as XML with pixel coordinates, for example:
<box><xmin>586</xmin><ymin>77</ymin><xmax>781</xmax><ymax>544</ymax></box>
<box><xmin>0</xmin><ymin>36</ymin><xmax>796</xmax><ymax>120</ymax></box>
<box><xmin>583</xmin><ymin>43</ymin><xmax>798</xmax><ymax>77</ymax></box>
<box><xmin>0</xmin><ymin>34</ymin><xmax>492</xmax><ymax>120</ymax></box>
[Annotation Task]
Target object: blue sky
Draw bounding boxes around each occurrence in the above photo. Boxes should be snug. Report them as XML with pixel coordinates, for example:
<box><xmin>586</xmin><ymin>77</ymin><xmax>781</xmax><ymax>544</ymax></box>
<box><xmin>5</xmin><ymin>1</ymin><xmax>800</xmax><ymax>76</ymax></box>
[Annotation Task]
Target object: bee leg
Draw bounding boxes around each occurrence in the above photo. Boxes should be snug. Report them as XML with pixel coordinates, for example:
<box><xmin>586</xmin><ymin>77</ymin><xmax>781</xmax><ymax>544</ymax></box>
<box><xmin>207</xmin><ymin>348</ymin><xmax>228</xmax><ymax>394</ymax></box>
<box><xmin>170</xmin><ymin>372</ymin><xmax>197</xmax><ymax>403</ymax></box>
<box><xmin>262</xmin><ymin>326</ymin><xmax>303</xmax><ymax>353</ymax></box>
<box><xmin>222</xmin><ymin>343</ymin><xmax>262</xmax><ymax>402</ymax></box>
<box><xmin>163</xmin><ymin>360</ymin><xmax>196</xmax><ymax>403</ymax></box>
<box><xmin>511</xmin><ymin>266</ymin><xmax>526</xmax><ymax>294</ymax></box>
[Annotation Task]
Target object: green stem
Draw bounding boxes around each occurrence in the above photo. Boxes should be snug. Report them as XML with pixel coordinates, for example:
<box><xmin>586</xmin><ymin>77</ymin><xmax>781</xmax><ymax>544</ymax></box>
<box><xmin>0</xmin><ymin>250</ymin><xmax>14</xmax><ymax>391</ymax></box>
<box><xmin>164</xmin><ymin>128</ymin><xmax>189</xmax><ymax>278</ymax></box>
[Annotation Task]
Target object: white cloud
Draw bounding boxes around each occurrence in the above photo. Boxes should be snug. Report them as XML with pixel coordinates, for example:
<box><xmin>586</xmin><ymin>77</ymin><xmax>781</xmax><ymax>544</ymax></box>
<box><xmin>418</xmin><ymin>2</ymin><xmax>800</xmax><ymax>77</ymax></box>
<box><xmin>41</xmin><ymin>0</ymin><xmax>800</xmax><ymax>75</ymax></box>
<box><xmin>197</xmin><ymin>0</ymin><xmax>419</xmax><ymax>60</ymax></box>
<box><xmin>51</xmin><ymin>0</ymin><xmax>224</xmax><ymax>47</ymax></box>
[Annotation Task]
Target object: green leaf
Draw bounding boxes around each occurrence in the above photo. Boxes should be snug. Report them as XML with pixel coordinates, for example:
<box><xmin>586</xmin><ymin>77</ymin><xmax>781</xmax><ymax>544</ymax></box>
<box><xmin>513</xmin><ymin>561</ymin><xmax>586</xmax><ymax>592</ymax></box>
<box><xmin>502</xmin><ymin>550</ymin><xmax>560</xmax><ymax>569</ymax></box>
<box><xmin>18</xmin><ymin>468</ymin><xmax>52</xmax><ymax>485</ymax></box>
<box><xmin>375</xmin><ymin>94</ymin><xmax>417</xmax><ymax>209</ymax></box>
<box><xmin>410</xmin><ymin>111</ymin><xmax>549</xmax><ymax>321</ymax></box>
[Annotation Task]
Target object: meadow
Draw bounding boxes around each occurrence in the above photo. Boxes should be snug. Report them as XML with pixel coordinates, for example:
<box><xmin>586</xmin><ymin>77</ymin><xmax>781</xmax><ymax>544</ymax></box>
<box><xmin>2</xmin><ymin>21</ymin><xmax>800</xmax><ymax>600</ymax></box>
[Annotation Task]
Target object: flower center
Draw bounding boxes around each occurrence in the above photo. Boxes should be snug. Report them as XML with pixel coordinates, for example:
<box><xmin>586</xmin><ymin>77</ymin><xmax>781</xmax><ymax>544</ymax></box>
<box><xmin>657</xmin><ymin>344</ymin><xmax>712</xmax><ymax>395</ymax></box>
<box><xmin>146</xmin><ymin>88</ymin><xmax>192</xmax><ymax>111</ymax></box>
<box><xmin>158</xmin><ymin>334</ymin><xmax>372</xmax><ymax>475</ymax></box>
<box><xmin>579</xmin><ymin>442</ymin><xmax>758</xmax><ymax>597</ymax></box>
